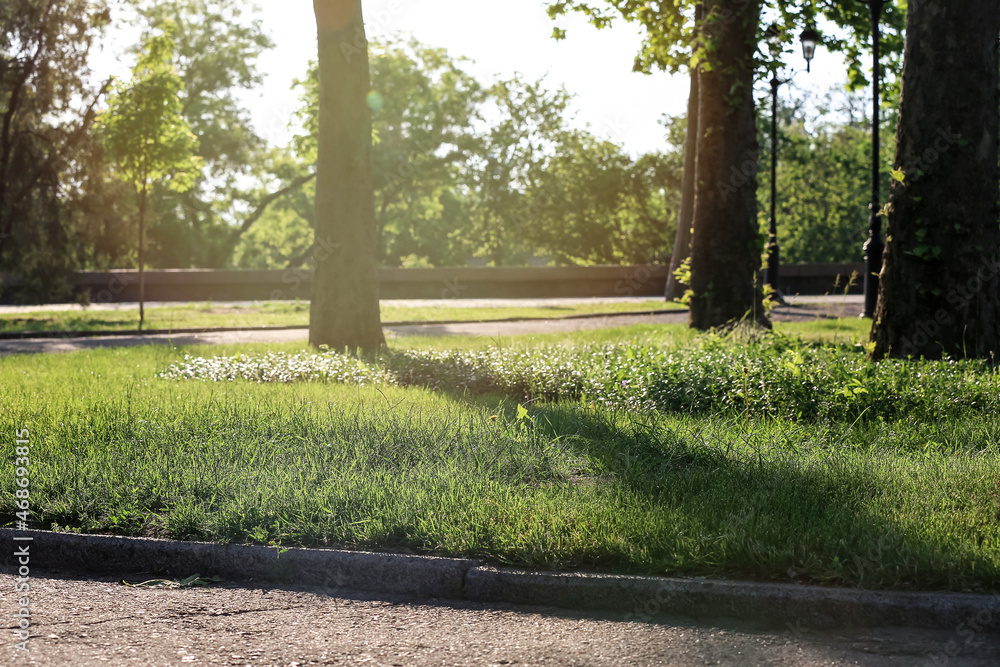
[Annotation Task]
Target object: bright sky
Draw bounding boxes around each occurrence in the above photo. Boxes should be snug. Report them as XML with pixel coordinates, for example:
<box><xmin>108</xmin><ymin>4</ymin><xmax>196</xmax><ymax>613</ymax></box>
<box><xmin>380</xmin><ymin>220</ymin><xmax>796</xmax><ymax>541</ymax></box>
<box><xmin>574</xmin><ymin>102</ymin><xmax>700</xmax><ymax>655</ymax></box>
<box><xmin>246</xmin><ymin>1</ymin><xmax>848</xmax><ymax>157</ymax></box>
<box><xmin>93</xmin><ymin>1</ymin><xmax>852</xmax><ymax>157</ymax></box>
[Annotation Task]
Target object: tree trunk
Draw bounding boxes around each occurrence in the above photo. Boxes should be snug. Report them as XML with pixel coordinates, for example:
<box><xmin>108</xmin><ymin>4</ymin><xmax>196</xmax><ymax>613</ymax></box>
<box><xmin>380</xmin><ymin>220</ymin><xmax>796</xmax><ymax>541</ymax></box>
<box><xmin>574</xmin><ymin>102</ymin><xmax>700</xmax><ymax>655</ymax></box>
<box><xmin>309</xmin><ymin>0</ymin><xmax>385</xmax><ymax>350</ymax></box>
<box><xmin>870</xmin><ymin>0</ymin><xmax>1000</xmax><ymax>360</ymax></box>
<box><xmin>688</xmin><ymin>0</ymin><xmax>768</xmax><ymax>330</ymax></box>
<box><xmin>664</xmin><ymin>60</ymin><xmax>700</xmax><ymax>302</ymax></box>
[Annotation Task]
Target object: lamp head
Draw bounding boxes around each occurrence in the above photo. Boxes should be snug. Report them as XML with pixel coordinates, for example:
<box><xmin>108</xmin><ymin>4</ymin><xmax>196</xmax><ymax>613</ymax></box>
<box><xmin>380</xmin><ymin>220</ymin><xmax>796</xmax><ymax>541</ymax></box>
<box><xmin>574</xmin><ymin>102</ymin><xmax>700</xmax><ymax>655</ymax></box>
<box><xmin>799</xmin><ymin>26</ymin><xmax>821</xmax><ymax>72</ymax></box>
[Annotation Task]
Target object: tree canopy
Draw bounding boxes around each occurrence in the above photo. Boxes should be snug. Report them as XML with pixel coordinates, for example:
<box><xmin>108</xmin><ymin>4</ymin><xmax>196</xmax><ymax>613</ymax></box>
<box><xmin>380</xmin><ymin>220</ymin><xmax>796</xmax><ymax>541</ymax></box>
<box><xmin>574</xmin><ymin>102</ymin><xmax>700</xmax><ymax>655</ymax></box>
<box><xmin>97</xmin><ymin>24</ymin><xmax>201</xmax><ymax>326</ymax></box>
<box><xmin>0</xmin><ymin>0</ymin><xmax>113</xmax><ymax>302</ymax></box>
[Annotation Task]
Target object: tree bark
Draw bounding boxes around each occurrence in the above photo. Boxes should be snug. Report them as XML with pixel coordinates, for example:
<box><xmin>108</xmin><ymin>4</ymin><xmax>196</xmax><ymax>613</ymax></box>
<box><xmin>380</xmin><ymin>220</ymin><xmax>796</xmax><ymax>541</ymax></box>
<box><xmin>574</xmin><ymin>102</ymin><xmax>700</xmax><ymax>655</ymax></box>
<box><xmin>688</xmin><ymin>0</ymin><xmax>768</xmax><ymax>330</ymax></box>
<box><xmin>309</xmin><ymin>0</ymin><xmax>385</xmax><ymax>350</ymax></box>
<box><xmin>664</xmin><ymin>60</ymin><xmax>699</xmax><ymax>302</ymax></box>
<box><xmin>870</xmin><ymin>0</ymin><xmax>1000</xmax><ymax>360</ymax></box>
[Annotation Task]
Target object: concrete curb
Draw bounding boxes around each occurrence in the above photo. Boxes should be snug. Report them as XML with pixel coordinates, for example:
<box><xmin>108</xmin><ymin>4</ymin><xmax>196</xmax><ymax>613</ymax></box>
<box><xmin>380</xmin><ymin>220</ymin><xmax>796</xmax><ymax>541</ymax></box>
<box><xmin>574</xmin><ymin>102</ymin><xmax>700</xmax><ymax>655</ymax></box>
<box><xmin>3</xmin><ymin>529</ymin><xmax>998</xmax><ymax>632</ymax></box>
<box><xmin>464</xmin><ymin>567</ymin><xmax>1000</xmax><ymax>632</ymax></box>
<box><xmin>1</xmin><ymin>530</ymin><xmax>472</xmax><ymax>599</ymax></box>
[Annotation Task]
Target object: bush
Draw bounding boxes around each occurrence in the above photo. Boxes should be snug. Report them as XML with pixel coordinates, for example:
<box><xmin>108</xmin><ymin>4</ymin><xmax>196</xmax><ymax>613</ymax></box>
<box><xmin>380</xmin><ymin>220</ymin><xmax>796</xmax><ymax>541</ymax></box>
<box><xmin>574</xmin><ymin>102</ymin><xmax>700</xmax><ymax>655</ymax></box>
<box><xmin>161</xmin><ymin>333</ymin><xmax>1000</xmax><ymax>424</ymax></box>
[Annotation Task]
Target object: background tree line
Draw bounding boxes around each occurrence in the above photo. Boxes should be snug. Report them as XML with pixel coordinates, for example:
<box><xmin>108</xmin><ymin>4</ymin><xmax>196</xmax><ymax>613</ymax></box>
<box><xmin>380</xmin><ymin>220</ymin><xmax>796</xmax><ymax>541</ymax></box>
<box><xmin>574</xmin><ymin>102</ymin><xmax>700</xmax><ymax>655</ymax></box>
<box><xmin>236</xmin><ymin>39</ymin><xmax>680</xmax><ymax>271</ymax></box>
<box><xmin>0</xmin><ymin>0</ymin><xmax>273</xmax><ymax>301</ymax></box>
<box><xmin>1</xmin><ymin>0</ymin><xmax>918</xmax><ymax>306</ymax></box>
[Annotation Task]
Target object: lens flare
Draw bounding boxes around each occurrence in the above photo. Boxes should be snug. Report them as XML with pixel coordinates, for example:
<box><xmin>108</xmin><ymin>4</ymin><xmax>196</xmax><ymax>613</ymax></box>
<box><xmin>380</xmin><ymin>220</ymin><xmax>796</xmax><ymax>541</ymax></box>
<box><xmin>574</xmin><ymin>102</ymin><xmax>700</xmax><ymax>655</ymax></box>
<box><xmin>366</xmin><ymin>91</ymin><xmax>385</xmax><ymax>112</ymax></box>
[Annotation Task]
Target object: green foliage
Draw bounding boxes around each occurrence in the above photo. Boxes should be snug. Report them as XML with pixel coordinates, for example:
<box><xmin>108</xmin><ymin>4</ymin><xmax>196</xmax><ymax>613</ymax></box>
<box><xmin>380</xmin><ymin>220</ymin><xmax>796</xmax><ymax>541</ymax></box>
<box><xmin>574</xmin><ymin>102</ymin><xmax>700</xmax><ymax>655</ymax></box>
<box><xmin>524</xmin><ymin>131</ymin><xmax>677</xmax><ymax>265</ymax></box>
<box><xmin>165</xmin><ymin>332</ymin><xmax>1000</xmax><ymax>425</ymax></box>
<box><xmin>0</xmin><ymin>0</ymin><xmax>114</xmax><ymax>302</ymax></box>
<box><xmin>547</xmin><ymin>1</ymin><xmax>907</xmax><ymax>89</ymax></box>
<box><xmin>132</xmin><ymin>0</ymin><xmax>274</xmax><ymax>268</ymax></box>
<box><xmin>97</xmin><ymin>27</ymin><xmax>201</xmax><ymax>194</ymax></box>
<box><xmin>816</xmin><ymin>0</ymin><xmax>907</xmax><ymax>104</ymax></box>
<box><xmin>756</xmin><ymin>87</ymin><xmax>895</xmax><ymax>264</ymax></box>
<box><xmin>367</xmin><ymin>38</ymin><xmax>483</xmax><ymax>267</ymax></box>
<box><xmin>137</xmin><ymin>0</ymin><xmax>272</xmax><ymax>171</ymax></box>
<box><xmin>472</xmin><ymin>76</ymin><xmax>575</xmax><ymax>265</ymax></box>
<box><xmin>546</xmin><ymin>0</ymin><xmax>910</xmax><ymax>267</ymax></box>
<box><xmin>239</xmin><ymin>36</ymin><xmax>680</xmax><ymax>270</ymax></box>
<box><xmin>231</xmin><ymin>149</ymin><xmax>316</xmax><ymax>269</ymax></box>
<box><xmin>283</xmin><ymin>38</ymin><xmax>486</xmax><ymax>268</ymax></box>
<box><xmin>547</xmin><ymin>1</ymin><xmax>691</xmax><ymax>74</ymax></box>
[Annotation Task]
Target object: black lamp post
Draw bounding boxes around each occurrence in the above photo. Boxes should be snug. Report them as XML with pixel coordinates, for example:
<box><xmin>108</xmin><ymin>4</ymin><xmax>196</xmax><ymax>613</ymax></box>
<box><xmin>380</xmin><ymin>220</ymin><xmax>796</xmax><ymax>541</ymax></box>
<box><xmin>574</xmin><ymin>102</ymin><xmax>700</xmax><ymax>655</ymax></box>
<box><xmin>861</xmin><ymin>0</ymin><xmax>887</xmax><ymax>318</ymax></box>
<box><xmin>486</xmin><ymin>153</ymin><xmax>502</xmax><ymax>266</ymax></box>
<box><xmin>764</xmin><ymin>25</ymin><xmax>820</xmax><ymax>302</ymax></box>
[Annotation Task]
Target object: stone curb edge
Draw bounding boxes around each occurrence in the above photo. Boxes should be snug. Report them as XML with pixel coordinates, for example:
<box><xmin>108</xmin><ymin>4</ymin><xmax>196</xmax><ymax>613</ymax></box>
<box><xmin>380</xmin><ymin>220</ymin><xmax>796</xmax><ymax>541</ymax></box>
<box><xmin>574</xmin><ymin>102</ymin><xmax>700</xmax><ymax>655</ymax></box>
<box><xmin>3</xmin><ymin>529</ymin><xmax>998</xmax><ymax>633</ymax></box>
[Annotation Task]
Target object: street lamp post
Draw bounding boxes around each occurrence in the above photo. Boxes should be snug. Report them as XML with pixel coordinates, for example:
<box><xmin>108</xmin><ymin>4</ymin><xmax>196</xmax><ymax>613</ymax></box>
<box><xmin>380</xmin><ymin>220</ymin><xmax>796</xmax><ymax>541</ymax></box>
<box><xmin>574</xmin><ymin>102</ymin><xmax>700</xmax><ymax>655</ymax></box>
<box><xmin>486</xmin><ymin>153</ymin><xmax>503</xmax><ymax>266</ymax></box>
<box><xmin>765</xmin><ymin>73</ymin><xmax>784</xmax><ymax>301</ymax></box>
<box><xmin>764</xmin><ymin>25</ymin><xmax>820</xmax><ymax>302</ymax></box>
<box><xmin>861</xmin><ymin>0</ymin><xmax>887</xmax><ymax>318</ymax></box>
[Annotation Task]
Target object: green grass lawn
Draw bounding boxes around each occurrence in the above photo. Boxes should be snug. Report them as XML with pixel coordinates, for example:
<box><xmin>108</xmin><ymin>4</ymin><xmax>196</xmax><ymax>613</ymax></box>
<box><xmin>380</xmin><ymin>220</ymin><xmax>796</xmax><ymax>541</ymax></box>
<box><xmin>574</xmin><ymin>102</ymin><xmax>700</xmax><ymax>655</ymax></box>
<box><xmin>0</xmin><ymin>299</ymin><xmax>681</xmax><ymax>334</ymax></box>
<box><xmin>2</xmin><ymin>321</ymin><xmax>998</xmax><ymax>592</ymax></box>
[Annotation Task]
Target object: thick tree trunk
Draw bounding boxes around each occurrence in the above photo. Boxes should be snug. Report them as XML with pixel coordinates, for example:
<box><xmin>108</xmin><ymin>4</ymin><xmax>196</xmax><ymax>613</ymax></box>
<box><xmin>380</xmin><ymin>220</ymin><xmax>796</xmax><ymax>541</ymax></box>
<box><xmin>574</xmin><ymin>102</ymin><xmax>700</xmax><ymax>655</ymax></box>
<box><xmin>664</xmin><ymin>62</ymin><xmax>699</xmax><ymax>302</ymax></box>
<box><xmin>688</xmin><ymin>0</ymin><xmax>768</xmax><ymax>330</ymax></box>
<box><xmin>309</xmin><ymin>0</ymin><xmax>385</xmax><ymax>350</ymax></box>
<box><xmin>870</xmin><ymin>0</ymin><xmax>1000</xmax><ymax>360</ymax></box>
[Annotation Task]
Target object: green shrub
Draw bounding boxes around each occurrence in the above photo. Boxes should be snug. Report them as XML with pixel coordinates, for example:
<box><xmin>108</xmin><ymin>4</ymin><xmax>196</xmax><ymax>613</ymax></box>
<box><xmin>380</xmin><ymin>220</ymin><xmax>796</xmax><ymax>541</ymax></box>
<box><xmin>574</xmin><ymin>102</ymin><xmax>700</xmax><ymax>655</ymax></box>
<box><xmin>162</xmin><ymin>333</ymin><xmax>1000</xmax><ymax>424</ymax></box>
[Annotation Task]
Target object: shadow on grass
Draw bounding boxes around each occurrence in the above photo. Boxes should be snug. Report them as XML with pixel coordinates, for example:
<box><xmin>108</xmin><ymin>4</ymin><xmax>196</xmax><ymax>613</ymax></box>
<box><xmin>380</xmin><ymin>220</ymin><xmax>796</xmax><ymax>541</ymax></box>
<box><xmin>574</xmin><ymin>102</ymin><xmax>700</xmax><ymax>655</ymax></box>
<box><xmin>492</xmin><ymin>397</ymin><xmax>999</xmax><ymax>590</ymax></box>
<box><xmin>357</xmin><ymin>350</ymin><xmax>1000</xmax><ymax>590</ymax></box>
<box><xmin>17</xmin><ymin>339</ymin><xmax>997</xmax><ymax>591</ymax></box>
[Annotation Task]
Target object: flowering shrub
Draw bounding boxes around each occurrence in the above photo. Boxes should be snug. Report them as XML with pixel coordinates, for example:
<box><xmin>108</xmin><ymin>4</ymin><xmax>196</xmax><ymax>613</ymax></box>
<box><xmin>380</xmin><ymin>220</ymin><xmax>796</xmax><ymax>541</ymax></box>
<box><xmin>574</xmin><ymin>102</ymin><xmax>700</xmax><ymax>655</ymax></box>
<box><xmin>160</xmin><ymin>352</ymin><xmax>393</xmax><ymax>386</ymax></box>
<box><xmin>160</xmin><ymin>336</ymin><xmax>1000</xmax><ymax>423</ymax></box>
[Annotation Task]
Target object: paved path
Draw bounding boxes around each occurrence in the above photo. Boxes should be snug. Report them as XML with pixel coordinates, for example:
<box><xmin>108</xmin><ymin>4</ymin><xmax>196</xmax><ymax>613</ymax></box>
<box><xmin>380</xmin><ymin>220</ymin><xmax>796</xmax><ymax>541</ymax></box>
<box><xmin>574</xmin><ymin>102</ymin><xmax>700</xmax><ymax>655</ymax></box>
<box><xmin>0</xmin><ymin>299</ymin><xmax>865</xmax><ymax>356</ymax></box>
<box><xmin>0</xmin><ymin>297</ymin><xmax>667</xmax><ymax>314</ymax></box>
<box><xmin>4</xmin><ymin>573</ymin><xmax>997</xmax><ymax>666</ymax></box>
<box><xmin>0</xmin><ymin>295</ymin><xmax>862</xmax><ymax>314</ymax></box>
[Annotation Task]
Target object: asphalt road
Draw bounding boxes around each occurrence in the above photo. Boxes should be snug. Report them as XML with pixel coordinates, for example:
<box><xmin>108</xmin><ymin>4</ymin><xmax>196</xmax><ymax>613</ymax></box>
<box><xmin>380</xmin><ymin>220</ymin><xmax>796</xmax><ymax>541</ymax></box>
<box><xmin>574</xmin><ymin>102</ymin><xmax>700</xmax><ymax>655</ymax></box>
<box><xmin>4</xmin><ymin>573</ymin><xmax>998</xmax><ymax>666</ymax></box>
